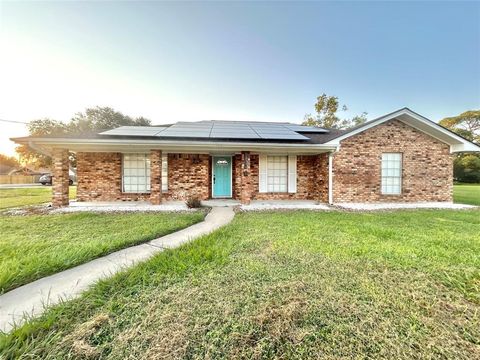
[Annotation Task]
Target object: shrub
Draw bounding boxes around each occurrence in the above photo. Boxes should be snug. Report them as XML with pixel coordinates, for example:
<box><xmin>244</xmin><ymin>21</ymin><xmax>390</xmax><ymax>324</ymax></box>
<box><xmin>186</xmin><ymin>196</ymin><xmax>202</xmax><ymax>208</ymax></box>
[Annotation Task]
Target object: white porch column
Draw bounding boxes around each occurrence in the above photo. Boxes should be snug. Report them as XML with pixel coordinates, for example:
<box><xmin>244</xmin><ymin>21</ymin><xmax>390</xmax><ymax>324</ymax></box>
<box><xmin>328</xmin><ymin>152</ymin><xmax>333</xmax><ymax>204</ymax></box>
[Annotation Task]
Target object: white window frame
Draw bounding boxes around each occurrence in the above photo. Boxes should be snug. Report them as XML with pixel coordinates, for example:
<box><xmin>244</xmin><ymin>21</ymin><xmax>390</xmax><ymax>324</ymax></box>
<box><xmin>161</xmin><ymin>154</ymin><xmax>168</xmax><ymax>193</ymax></box>
<box><xmin>381</xmin><ymin>153</ymin><xmax>402</xmax><ymax>195</ymax></box>
<box><xmin>122</xmin><ymin>153</ymin><xmax>151</xmax><ymax>193</ymax></box>
<box><xmin>266</xmin><ymin>155</ymin><xmax>288</xmax><ymax>193</ymax></box>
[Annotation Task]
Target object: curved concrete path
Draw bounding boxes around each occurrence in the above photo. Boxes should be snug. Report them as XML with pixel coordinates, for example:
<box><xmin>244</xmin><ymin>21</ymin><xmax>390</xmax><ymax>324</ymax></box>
<box><xmin>0</xmin><ymin>207</ymin><xmax>235</xmax><ymax>333</ymax></box>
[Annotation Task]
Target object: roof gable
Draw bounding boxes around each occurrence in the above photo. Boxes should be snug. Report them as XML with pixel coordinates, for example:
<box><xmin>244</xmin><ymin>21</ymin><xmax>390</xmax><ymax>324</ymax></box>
<box><xmin>324</xmin><ymin>108</ymin><xmax>480</xmax><ymax>153</ymax></box>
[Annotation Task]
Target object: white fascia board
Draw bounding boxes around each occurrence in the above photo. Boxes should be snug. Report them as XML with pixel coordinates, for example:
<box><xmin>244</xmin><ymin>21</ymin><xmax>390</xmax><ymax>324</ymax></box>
<box><xmin>13</xmin><ymin>137</ymin><xmax>338</xmax><ymax>155</ymax></box>
<box><xmin>323</xmin><ymin>108</ymin><xmax>480</xmax><ymax>153</ymax></box>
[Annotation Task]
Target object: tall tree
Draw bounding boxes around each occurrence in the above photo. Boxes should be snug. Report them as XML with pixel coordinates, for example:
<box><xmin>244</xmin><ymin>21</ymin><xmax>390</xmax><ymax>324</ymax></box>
<box><xmin>439</xmin><ymin>110</ymin><xmax>480</xmax><ymax>183</ymax></box>
<box><xmin>16</xmin><ymin>107</ymin><xmax>151</xmax><ymax>168</ymax></box>
<box><xmin>439</xmin><ymin>110</ymin><xmax>480</xmax><ymax>143</ymax></box>
<box><xmin>302</xmin><ymin>93</ymin><xmax>367</xmax><ymax>129</ymax></box>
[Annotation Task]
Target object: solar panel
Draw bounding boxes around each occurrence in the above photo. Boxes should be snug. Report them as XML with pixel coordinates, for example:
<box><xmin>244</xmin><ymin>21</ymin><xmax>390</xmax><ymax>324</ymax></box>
<box><xmin>284</xmin><ymin>124</ymin><xmax>327</xmax><ymax>133</ymax></box>
<box><xmin>99</xmin><ymin>120</ymin><xmax>326</xmax><ymax>140</ymax></box>
<box><xmin>100</xmin><ymin>126</ymin><xmax>167</xmax><ymax>136</ymax></box>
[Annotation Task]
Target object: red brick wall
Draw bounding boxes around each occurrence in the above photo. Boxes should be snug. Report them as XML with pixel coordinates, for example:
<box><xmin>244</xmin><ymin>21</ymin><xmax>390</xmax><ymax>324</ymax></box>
<box><xmin>333</xmin><ymin>119</ymin><xmax>453</xmax><ymax>202</ymax></box>
<box><xmin>164</xmin><ymin>154</ymin><xmax>210</xmax><ymax>201</ymax></box>
<box><xmin>52</xmin><ymin>148</ymin><xmax>70</xmax><ymax>207</ymax></box>
<box><xmin>240</xmin><ymin>154</ymin><xmax>328</xmax><ymax>201</ymax></box>
<box><xmin>77</xmin><ymin>152</ymin><xmax>150</xmax><ymax>202</ymax></box>
<box><xmin>150</xmin><ymin>150</ymin><xmax>162</xmax><ymax>204</ymax></box>
<box><xmin>77</xmin><ymin>152</ymin><xmax>211</xmax><ymax>202</ymax></box>
<box><xmin>232</xmin><ymin>154</ymin><xmax>243</xmax><ymax>200</ymax></box>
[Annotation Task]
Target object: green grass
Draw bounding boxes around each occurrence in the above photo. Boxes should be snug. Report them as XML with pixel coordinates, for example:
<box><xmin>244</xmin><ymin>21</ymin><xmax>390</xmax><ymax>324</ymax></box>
<box><xmin>0</xmin><ymin>211</ymin><xmax>204</xmax><ymax>294</ymax></box>
<box><xmin>0</xmin><ymin>187</ymin><xmax>77</xmax><ymax>209</ymax></box>
<box><xmin>454</xmin><ymin>183</ymin><xmax>480</xmax><ymax>206</ymax></box>
<box><xmin>2</xmin><ymin>210</ymin><xmax>479</xmax><ymax>359</ymax></box>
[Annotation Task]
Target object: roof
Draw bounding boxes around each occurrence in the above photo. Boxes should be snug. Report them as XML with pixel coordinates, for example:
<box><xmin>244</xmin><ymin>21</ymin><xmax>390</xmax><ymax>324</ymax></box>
<box><xmin>99</xmin><ymin>120</ymin><xmax>328</xmax><ymax>141</ymax></box>
<box><xmin>322</xmin><ymin>107</ymin><xmax>480</xmax><ymax>152</ymax></box>
<box><xmin>10</xmin><ymin>108</ymin><xmax>480</xmax><ymax>154</ymax></box>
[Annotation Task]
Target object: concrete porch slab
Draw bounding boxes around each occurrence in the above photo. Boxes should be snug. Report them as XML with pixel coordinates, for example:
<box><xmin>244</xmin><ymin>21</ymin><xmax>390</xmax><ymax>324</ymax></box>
<box><xmin>335</xmin><ymin>202</ymin><xmax>477</xmax><ymax>211</ymax></box>
<box><xmin>53</xmin><ymin>200</ymin><xmax>191</xmax><ymax>213</ymax></box>
<box><xmin>201</xmin><ymin>199</ymin><xmax>241</xmax><ymax>207</ymax></box>
<box><xmin>241</xmin><ymin>200</ymin><xmax>331</xmax><ymax>211</ymax></box>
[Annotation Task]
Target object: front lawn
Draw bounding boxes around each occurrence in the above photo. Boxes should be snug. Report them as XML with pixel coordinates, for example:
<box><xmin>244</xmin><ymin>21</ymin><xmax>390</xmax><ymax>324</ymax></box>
<box><xmin>454</xmin><ymin>183</ymin><xmax>480</xmax><ymax>206</ymax></box>
<box><xmin>0</xmin><ymin>186</ymin><xmax>77</xmax><ymax>209</ymax></box>
<box><xmin>0</xmin><ymin>211</ymin><xmax>204</xmax><ymax>294</ymax></box>
<box><xmin>2</xmin><ymin>210</ymin><xmax>479</xmax><ymax>358</ymax></box>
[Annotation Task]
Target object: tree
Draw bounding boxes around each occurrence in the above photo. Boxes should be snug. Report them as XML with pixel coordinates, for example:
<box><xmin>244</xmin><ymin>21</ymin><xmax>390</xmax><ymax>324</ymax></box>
<box><xmin>302</xmin><ymin>94</ymin><xmax>367</xmax><ymax>129</ymax></box>
<box><xmin>16</xmin><ymin>107</ymin><xmax>151</xmax><ymax>168</ymax></box>
<box><xmin>453</xmin><ymin>154</ymin><xmax>480</xmax><ymax>183</ymax></box>
<box><xmin>69</xmin><ymin>107</ymin><xmax>151</xmax><ymax>133</ymax></box>
<box><xmin>15</xmin><ymin>118</ymin><xmax>67</xmax><ymax>168</ymax></box>
<box><xmin>0</xmin><ymin>153</ymin><xmax>20</xmax><ymax>168</ymax></box>
<box><xmin>439</xmin><ymin>110</ymin><xmax>480</xmax><ymax>183</ymax></box>
<box><xmin>439</xmin><ymin>110</ymin><xmax>480</xmax><ymax>143</ymax></box>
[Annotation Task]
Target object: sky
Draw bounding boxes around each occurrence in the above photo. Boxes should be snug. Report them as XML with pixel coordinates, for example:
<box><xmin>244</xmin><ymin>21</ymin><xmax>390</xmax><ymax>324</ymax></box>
<box><xmin>0</xmin><ymin>1</ymin><xmax>479</xmax><ymax>156</ymax></box>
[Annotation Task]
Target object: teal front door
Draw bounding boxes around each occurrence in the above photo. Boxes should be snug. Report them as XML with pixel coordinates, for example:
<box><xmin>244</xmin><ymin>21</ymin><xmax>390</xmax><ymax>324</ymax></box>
<box><xmin>213</xmin><ymin>156</ymin><xmax>232</xmax><ymax>198</ymax></box>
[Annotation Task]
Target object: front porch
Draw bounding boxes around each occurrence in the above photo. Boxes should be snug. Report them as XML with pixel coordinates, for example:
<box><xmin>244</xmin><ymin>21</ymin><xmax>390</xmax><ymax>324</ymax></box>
<box><xmin>50</xmin><ymin>199</ymin><xmax>333</xmax><ymax>213</ymax></box>
<box><xmin>50</xmin><ymin>149</ymin><xmax>333</xmax><ymax>207</ymax></box>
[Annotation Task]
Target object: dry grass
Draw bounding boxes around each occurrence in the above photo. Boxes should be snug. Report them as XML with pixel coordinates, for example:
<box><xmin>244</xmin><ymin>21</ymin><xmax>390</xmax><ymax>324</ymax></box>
<box><xmin>1</xmin><ymin>209</ymin><xmax>479</xmax><ymax>359</ymax></box>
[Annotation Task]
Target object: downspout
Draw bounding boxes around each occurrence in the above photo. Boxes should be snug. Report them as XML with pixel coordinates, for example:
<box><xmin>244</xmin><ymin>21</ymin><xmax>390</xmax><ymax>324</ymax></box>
<box><xmin>328</xmin><ymin>151</ymin><xmax>333</xmax><ymax>204</ymax></box>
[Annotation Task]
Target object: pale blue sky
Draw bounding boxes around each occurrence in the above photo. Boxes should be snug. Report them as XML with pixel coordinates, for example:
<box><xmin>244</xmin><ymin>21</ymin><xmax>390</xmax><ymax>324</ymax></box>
<box><xmin>1</xmin><ymin>1</ymin><xmax>479</xmax><ymax>155</ymax></box>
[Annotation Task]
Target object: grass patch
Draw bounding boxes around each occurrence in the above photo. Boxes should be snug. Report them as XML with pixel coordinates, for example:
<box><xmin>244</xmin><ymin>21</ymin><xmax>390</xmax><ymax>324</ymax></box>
<box><xmin>0</xmin><ymin>187</ymin><xmax>77</xmax><ymax>209</ymax></box>
<box><xmin>1</xmin><ymin>209</ymin><xmax>479</xmax><ymax>358</ymax></box>
<box><xmin>0</xmin><ymin>211</ymin><xmax>205</xmax><ymax>293</ymax></box>
<box><xmin>454</xmin><ymin>183</ymin><xmax>480</xmax><ymax>206</ymax></box>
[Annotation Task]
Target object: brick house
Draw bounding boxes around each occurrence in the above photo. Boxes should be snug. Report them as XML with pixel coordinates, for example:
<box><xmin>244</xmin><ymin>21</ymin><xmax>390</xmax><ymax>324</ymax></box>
<box><xmin>12</xmin><ymin>108</ymin><xmax>480</xmax><ymax>207</ymax></box>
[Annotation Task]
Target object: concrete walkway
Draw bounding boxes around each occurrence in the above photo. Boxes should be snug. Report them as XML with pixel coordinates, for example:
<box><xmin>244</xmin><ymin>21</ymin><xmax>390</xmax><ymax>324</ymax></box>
<box><xmin>0</xmin><ymin>207</ymin><xmax>235</xmax><ymax>333</ymax></box>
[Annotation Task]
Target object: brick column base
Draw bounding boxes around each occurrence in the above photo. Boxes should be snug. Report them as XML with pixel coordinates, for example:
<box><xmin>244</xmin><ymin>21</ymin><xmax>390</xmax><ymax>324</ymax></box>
<box><xmin>150</xmin><ymin>150</ymin><xmax>162</xmax><ymax>204</ymax></box>
<box><xmin>52</xmin><ymin>148</ymin><xmax>70</xmax><ymax>207</ymax></box>
<box><xmin>240</xmin><ymin>151</ymin><xmax>252</xmax><ymax>204</ymax></box>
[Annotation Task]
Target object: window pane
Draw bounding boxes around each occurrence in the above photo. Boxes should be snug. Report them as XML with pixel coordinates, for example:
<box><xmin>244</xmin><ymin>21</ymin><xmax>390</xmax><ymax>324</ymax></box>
<box><xmin>381</xmin><ymin>153</ymin><xmax>402</xmax><ymax>195</ymax></box>
<box><xmin>122</xmin><ymin>153</ymin><xmax>150</xmax><ymax>193</ymax></box>
<box><xmin>266</xmin><ymin>155</ymin><xmax>288</xmax><ymax>192</ymax></box>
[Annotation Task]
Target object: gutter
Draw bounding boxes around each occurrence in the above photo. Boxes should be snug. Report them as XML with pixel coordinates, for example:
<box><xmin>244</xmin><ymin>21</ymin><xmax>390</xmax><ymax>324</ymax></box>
<box><xmin>11</xmin><ymin>136</ymin><xmax>338</xmax><ymax>153</ymax></box>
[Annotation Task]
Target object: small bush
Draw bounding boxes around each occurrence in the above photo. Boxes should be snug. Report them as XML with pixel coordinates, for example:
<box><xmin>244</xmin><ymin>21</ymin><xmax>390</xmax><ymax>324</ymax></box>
<box><xmin>186</xmin><ymin>196</ymin><xmax>202</xmax><ymax>208</ymax></box>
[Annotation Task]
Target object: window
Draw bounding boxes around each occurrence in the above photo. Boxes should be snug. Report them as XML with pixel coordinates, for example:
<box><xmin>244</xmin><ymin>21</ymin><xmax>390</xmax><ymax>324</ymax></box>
<box><xmin>267</xmin><ymin>156</ymin><xmax>288</xmax><ymax>192</ymax></box>
<box><xmin>161</xmin><ymin>154</ymin><xmax>168</xmax><ymax>192</ymax></box>
<box><xmin>122</xmin><ymin>154</ymin><xmax>150</xmax><ymax>193</ymax></box>
<box><xmin>381</xmin><ymin>153</ymin><xmax>402</xmax><ymax>195</ymax></box>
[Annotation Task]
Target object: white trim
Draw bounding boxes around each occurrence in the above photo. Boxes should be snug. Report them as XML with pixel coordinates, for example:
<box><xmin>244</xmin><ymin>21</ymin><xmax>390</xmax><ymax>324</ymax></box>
<box><xmin>211</xmin><ymin>155</ymin><xmax>233</xmax><ymax>198</ymax></box>
<box><xmin>323</xmin><ymin>108</ymin><xmax>480</xmax><ymax>153</ymax></box>
<box><xmin>259</xmin><ymin>154</ymin><xmax>268</xmax><ymax>193</ymax></box>
<box><xmin>13</xmin><ymin>137</ymin><xmax>337</xmax><ymax>154</ymax></box>
<box><xmin>328</xmin><ymin>152</ymin><xmax>333</xmax><ymax>204</ymax></box>
<box><xmin>288</xmin><ymin>155</ymin><xmax>297</xmax><ymax>193</ymax></box>
<box><xmin>161</xmin><ymin>153</ymin><xmax>168</xmax><ymax>193</ymax></box>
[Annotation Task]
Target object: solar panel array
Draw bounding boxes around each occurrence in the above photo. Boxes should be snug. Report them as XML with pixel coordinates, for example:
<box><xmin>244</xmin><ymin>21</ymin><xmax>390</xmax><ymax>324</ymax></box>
<box><xmin>100</xmin><ymin>121</ymin><xmax>327</xmax><ymax>140</ymax></box>
<box><xmin>100</xmin><ymin>126</ymin><xmax>168</xmax><ymax>136</ymax></box>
